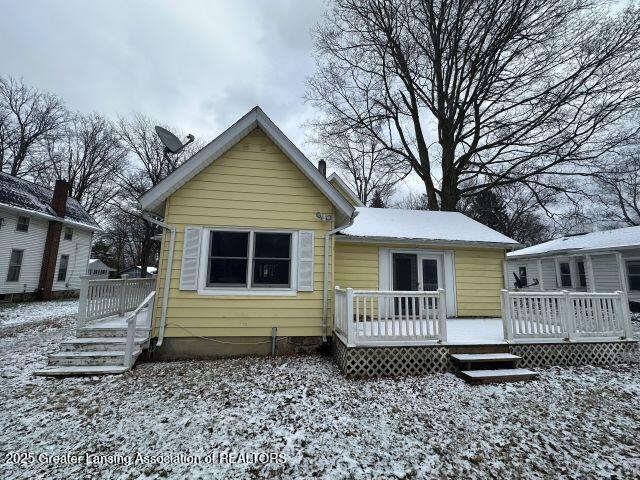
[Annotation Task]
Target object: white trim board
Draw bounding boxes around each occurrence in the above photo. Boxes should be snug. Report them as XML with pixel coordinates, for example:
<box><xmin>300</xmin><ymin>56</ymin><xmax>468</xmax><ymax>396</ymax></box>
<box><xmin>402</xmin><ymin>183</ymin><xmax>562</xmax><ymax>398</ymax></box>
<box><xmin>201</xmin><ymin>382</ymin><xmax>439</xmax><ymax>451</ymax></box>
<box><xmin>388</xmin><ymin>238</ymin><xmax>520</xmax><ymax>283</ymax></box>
<box><xmin>139</xmin><ymin>106</ymin><xmax>354</xmax><ymax>218</ymax></box>
<box><xmin>327</xmin><ymin>173</ymin><xmax>364</xmax><ymax>207</ymax></box>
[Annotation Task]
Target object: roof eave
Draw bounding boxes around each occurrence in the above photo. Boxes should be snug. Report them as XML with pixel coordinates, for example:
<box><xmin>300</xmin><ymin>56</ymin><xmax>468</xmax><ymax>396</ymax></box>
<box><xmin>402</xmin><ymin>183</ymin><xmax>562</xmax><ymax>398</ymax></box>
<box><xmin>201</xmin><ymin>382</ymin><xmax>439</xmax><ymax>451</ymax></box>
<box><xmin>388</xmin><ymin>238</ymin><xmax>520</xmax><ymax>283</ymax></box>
<box><xmin>0</xmin><ymin>202</ymin><xmax>101</xmax><ymax>231</ymax></box>
<box><xmin>336</xmin><ymin>234</ymin><xmax>520</xmax><ymax>249</ymax></box>
<box><xmin>139</xmin><ymin>106</ymin><xmax>355</xmax><ymax>218</ymax></box>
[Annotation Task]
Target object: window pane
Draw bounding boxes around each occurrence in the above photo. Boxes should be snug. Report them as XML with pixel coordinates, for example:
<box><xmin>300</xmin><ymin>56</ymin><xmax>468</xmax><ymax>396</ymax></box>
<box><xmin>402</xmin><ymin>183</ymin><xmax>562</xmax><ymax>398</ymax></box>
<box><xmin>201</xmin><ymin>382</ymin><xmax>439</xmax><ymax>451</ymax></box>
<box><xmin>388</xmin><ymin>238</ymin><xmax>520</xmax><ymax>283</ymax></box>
<box><xmin>64</xmin><ymin>227</ymin><xmax>73</xmax><ymax>240</ymax></box>
<box><xmin>254</xmin><ymin>233</ymin><xmax>290</xmax><ymax>258</ymax></box>
<box><xmin>16</xmin><ymin>216</ymin><xmax>29</xmax><ymax>232</ymax></box>
<box><xmin>253</xmin><ymin>259</ymin><xmax>290</xmax><ymax>286</ymax></box>
<box><xmin>210</xmin><ymin>231</ymin><xmax>248</xmax><ymax>257</ymax></box>
<box><xmin>208</xmin><ymin>258</ymin><xmax>247</xmax><ymax>285</ymax></box>
<box><xmin>560</xmin><ymin>263</ymin><xmax>570</xmax><ymax>275</ymax></box>
<box><xmin>628</xmin><ymin>262</ymin><xmax>640</xmax><ymax>276</ymax></box>
<box><xmin>629</xmin><ymin>275</ymin><xmax>640</xmax><ymax>291</ymax></box>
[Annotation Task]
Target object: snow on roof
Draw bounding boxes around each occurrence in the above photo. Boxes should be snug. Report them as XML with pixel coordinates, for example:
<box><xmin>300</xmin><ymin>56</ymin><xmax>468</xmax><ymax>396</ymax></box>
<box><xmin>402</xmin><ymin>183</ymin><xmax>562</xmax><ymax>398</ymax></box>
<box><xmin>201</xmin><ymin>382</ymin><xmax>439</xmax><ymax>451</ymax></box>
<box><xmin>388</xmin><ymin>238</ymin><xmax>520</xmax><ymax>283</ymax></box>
<box><xmin>0</xmin><ymin>172</ymin><xmax>100</xmax><ymax>230</ymax></box>
<box><xmin>88</xmin><ymin>259</ymin><xmax>114</xmax><ymax>270</ymax></box>
<box><xmin>508</xmin><ymin>225</ymin><xmax>640</xmax><ymax>258</ymax></box>
<box><xmin>340</xmin><ymin>207</ymin><xmax>519</xmax><ymax>246</ymax></box>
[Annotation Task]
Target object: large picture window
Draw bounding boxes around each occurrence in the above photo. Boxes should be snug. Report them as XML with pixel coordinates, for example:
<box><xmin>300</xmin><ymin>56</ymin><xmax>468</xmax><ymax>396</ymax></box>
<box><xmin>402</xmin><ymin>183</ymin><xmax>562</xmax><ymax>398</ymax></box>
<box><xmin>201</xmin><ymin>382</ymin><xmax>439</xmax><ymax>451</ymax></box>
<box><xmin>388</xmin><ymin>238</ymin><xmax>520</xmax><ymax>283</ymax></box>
<box><xmin>206</xmin><ymin>230</ymin><xmax>292</xmax><ymax>289</ymax></box>
<box><xmin>628</xmin><ymin>260</ymin><xmax>640</xmax><ymax>291</ymax></box>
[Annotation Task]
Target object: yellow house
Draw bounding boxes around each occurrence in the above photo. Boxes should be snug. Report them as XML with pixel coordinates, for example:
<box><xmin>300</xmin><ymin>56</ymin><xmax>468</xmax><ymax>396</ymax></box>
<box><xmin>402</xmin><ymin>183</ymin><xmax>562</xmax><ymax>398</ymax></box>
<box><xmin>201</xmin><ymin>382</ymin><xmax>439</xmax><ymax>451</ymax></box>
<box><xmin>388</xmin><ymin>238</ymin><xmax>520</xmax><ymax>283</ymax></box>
<box><xmin>139</xmin><ymin>107</ymin><xmax>520</xmax><ymax>359</ymax></box>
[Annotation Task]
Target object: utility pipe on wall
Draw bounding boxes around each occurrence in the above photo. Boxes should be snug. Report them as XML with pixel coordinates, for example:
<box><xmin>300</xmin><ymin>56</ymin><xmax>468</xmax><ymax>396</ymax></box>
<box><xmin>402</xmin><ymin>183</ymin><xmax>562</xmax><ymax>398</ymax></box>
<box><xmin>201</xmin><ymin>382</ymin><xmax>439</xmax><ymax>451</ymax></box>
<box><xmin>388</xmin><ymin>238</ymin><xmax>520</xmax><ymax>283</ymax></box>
<box><xmin>142</xmin><ymin>212</ymin><xmax>176</xmax><ymax>347</ymax></box>
<box><xmin>322</xmin><ymin>211</ymin><xmax>358</xmax><ymax>342</ymax></box>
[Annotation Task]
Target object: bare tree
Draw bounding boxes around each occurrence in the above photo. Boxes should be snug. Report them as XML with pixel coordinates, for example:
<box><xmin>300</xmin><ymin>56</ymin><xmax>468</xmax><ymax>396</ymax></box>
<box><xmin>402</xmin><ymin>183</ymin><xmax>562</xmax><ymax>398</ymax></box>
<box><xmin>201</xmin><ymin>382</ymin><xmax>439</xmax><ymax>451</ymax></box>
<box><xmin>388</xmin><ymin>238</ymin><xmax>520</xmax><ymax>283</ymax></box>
<box><xmin>592</xmin><ymin>149</ymin><xmax>640</xmax><ymax>227</ymax></box>
<box><xmin>307</xmin><ymin>0</ymin><xmax>640</xmax><ymax>211</ymax></box>
<box><xmin>116</xmin><ymin>113</ymin><xmax>199</xmax><ymax>277</ymax></box>
<box><xmin>35</xmin><ymin>112</ymin><xmax>128</xmax><ymax>217</ymax></box>
<box><xmin>0</xmin><ymin>76</ymin><xmax>67</xmax><ymax>177</ymax></box>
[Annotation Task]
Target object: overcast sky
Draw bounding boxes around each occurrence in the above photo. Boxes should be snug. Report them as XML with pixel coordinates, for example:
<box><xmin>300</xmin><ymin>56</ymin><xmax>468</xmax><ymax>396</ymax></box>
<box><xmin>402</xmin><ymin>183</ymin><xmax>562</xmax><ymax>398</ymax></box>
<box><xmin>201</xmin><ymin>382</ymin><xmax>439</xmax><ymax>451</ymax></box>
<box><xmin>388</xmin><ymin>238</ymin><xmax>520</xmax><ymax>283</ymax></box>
<box><xmin>1</xmin><ymin>0</ymin><xmax>326</xmax><ymax>146</ymax></box>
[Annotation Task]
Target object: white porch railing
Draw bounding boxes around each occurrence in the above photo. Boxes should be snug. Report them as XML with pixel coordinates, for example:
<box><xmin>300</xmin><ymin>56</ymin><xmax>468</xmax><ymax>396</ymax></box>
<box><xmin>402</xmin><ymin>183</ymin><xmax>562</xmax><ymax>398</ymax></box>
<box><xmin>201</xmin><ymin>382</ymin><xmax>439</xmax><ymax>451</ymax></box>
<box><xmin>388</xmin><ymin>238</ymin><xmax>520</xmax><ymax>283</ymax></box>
<box><xmin>77</xmin><ymin>274</ymin><xmax>156</xmax><ymax>330</ymax></box>
<box><xmin>124</xmin><ymin>291</ymin><xmax>155</xmax><ymax>369</ymax></box>
<box><xmin>334</xmin><ymin>287</ymin><xmax>447</xmax><ymax>346</ymax></box>
<box><xmin>501</xmin><ymin>289</ymin><xmax>633</xmax><ymax>342</ymax></box>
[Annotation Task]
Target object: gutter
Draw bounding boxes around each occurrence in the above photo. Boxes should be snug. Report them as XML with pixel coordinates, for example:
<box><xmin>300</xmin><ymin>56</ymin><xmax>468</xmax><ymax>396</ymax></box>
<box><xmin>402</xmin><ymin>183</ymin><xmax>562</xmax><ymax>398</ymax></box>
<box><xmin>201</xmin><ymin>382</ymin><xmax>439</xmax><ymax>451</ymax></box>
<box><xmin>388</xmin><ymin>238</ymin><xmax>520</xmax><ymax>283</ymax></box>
<box><xmin>142</xmin><ymin>212</ymin><xmax>176</xmax><ymax>347</ymax></box>
<box><xmin>322</xmin><ymin>211</ymin><xmax>359</xmax><ymax>342</ymax></box>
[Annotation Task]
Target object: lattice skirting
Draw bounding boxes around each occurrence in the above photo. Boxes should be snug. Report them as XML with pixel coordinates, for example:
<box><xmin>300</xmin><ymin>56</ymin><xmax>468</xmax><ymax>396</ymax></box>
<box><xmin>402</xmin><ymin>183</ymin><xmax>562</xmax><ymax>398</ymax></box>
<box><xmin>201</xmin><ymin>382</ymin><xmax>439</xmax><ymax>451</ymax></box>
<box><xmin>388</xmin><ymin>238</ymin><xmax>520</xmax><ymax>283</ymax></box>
<box><xmin>512</xmin><ymin>341</ymin><xmax>639</xmax><ymax>368</ymax></box>
<box><xmin>333</xmin><ymin>336</ymin><xmax>455</xmax><ymax>377</ymax></box>
<box><xmin>333</xmin><ymin>336</ymin><xmax>639</xmax><ymax>378</ymax></box>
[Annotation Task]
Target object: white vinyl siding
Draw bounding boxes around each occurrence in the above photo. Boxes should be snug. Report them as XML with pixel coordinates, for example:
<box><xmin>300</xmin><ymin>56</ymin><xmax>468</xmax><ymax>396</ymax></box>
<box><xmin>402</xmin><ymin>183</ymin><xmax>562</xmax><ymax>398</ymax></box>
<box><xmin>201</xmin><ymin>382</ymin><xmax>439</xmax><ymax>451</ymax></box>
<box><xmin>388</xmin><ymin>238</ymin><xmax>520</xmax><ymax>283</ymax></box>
<box><xmin>52</xmin><ymin>225</ymin><xmax>93</xmax><ymax>291</ymax></box>
<box><xmin>0</xmin><ymin>208</ymin><xmax>48</xmax><ymax>295</ymax></box>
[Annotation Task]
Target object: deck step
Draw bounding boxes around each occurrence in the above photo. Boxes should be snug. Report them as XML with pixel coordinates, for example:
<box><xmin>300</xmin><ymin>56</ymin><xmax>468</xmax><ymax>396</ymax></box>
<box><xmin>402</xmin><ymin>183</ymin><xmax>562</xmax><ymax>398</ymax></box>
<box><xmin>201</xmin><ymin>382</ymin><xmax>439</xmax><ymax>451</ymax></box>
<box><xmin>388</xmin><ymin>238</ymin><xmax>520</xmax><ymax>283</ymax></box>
<box><xmin>48</xmin><ymin>349</ymin><xmax>140</xmax><ymax>366</ymax></box>
<box><xmin>33</xmin><ymin>365</ymin><xmax>130</xmax><ymax>377</ymax></box>
<box><xmin>60</xmin><ymin>337</ymin><xmax>148</xmax><ymax>351</ymax></box>
<box><xmin>77</xmin><ymin>327</ymin><xmax>150</xmax><ymax>338</ymax></box>
<box><xmin>451</xmin><ymin>353</ymin><xmax>521</xmax><ymax>363</ymax></box>
<box><xmin>460</xmin><ymin>368</ymin><xmax>539</xmax><ymax>384</ymax></box>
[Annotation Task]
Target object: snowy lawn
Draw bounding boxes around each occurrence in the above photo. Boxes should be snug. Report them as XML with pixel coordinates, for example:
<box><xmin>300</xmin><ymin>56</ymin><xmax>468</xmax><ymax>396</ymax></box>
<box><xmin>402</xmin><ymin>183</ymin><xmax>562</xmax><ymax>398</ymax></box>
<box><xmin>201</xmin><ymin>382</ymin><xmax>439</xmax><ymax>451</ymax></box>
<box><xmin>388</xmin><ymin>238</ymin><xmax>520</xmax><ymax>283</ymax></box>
<box><xmin>0</xmin><ymin>307</ymin><xmax>639</xmax><ymax>479</ymax></box>
<box><xmin>0</xmin><ymin>299</ymin><xmax>79</xmax><ymax>329</ymax></box>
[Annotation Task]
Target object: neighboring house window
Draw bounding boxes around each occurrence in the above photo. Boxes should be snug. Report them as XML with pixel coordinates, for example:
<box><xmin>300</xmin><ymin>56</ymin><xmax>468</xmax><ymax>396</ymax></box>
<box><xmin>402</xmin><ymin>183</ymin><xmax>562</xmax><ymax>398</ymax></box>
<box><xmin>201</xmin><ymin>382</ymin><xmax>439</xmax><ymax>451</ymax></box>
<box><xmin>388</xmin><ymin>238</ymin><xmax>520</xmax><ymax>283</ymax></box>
<box><xmin>577</xmin><ymin>261</ymin><xmax>587</xmax><ymax>288</ymax></box>
<box><xmin>57</xmin><ymin>255</ymin><xmax>69</xmax><ymax>282</ymax></box>
<box><xmin>559</xmin><ymin>262</ymin><xmax>572</xmax><ymax>287</ymax></box>
<box><xmin>6</xmin><ymin>249</ymin><xmax>24</xmax><ymax>282</ymax></box>
<box><xmin>628</xmin><ymin>261</ymin><xmax>640</xmax><ymax>291</ymax></box>
<box><xmin>206</xmin><ymin>230</ymin><xmax>292</xmax><ymax>288</ymax></box>
<box><xmin>64</xmin><ymin>227</ymin><xmax>73</xmax><ymax>240</ymax></box>
<box><xmin>16</xmin><ymin>216</ymin><xmax>30</xmax><ymax>232</ymax></box>
<box><xmin>519</xmin><ymin>266</ymin><xmax>527</xmax><ymax>286</ymax></box>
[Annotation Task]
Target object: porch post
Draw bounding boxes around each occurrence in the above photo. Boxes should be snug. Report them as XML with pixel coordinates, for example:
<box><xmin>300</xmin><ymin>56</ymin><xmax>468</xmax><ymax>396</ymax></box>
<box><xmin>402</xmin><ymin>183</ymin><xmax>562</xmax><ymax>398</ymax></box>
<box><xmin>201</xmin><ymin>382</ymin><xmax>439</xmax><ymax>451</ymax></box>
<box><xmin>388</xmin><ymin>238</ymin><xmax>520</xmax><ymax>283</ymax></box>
<box><xmin>562</xmin><ymin>290</ymin><xmax>576</xmax><ymax>341</ymax></box>
<box><xmin>616</xmin><ymin>252</ymin><xmax>628</xmax><ymax>293</ymax></box>
<box><xmin>77</xmin><ymin>274</ymin><xmax>91</xmax><ymax>333</ymax></box>
<box><xmin>118</xmin><ymin>274</ymin><xmax>129</xmax><ymax>317</ymax></box>
<box><xmin>437</xmin><ymin>288</ymin><xmax>447</xmax><ymax>343</ymax></box>
<box><xmin>537</xmin><ymin>259</ymin><xmax>544</xmax><ymax>291</ymax></box>
<box><xmin>585</xmin><ymin>254</ymin><xmax>596</xmax><ymax>293</ymax></box>
<box><xmin>346</xmin><ymin>288</ymin><xmax>355</xmax><ymax>345</ymax></box>
<box><xmin>501</xmin><ymin>289</ymin><xmax>513</xmax><ymax>341</ymax></box>
<box><xmin>617</xmin><ymin>290</ymin><xmax>633</xmax><ymax>339</ymax></box>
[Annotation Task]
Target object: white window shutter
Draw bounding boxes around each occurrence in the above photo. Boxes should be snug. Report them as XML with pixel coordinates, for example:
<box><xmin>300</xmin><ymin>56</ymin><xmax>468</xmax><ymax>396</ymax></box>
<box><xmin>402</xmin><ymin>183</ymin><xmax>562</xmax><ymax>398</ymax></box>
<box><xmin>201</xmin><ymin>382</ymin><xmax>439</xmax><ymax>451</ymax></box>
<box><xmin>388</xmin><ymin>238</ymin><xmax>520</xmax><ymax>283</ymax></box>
<box><xmin>180</xmin><ymin>227</ymin><xmax>202</xmax><ymax>290</ymax></box>
<box><xmin>297</xmin><ymin>231</ymin><xmax>314</xmax><ymax>292</ymax></box>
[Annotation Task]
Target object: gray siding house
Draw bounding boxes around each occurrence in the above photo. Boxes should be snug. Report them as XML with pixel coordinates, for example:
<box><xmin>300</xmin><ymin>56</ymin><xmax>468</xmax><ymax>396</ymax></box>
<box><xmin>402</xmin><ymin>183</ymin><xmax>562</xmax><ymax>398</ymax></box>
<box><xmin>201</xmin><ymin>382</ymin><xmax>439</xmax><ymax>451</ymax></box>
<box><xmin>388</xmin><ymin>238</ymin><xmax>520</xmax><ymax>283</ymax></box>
<box><xmin>506</xmin><ymin>226</ymin><xmax>640</xmax><ymax>307</ymax></box>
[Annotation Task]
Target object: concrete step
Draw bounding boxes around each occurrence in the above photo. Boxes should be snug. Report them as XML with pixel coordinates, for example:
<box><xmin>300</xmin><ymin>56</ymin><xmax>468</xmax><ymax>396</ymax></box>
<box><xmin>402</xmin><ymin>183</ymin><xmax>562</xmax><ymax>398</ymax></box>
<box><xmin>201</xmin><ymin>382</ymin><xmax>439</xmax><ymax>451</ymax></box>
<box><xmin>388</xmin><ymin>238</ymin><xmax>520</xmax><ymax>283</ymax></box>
<box><xmin>48</xmin><ymin>349</ymin><xmax>140</xmax><ymax>366</ymax></box>
<box><xmin>460</xmin><ymin>368</ymin><xmax>539</xmax><ymax>384</ymax></box>
<box><xmin>77</xmin><ymin>327</ymin><xmax>150</xmax><ymax>338</ymax></box>
<box><xmin>60</xmin><ymin>337</ymin><xmax>148</xmax><ymax>352</ymax></box>
<box><xmin>33</xmin><ymin>365</ymin><xmax>130</xmax><ymax>377</ymax></box>
<box><xmin>451</xmin><ymin>353</ymin><xmax>521</xmax><ymax>363</ymax></box>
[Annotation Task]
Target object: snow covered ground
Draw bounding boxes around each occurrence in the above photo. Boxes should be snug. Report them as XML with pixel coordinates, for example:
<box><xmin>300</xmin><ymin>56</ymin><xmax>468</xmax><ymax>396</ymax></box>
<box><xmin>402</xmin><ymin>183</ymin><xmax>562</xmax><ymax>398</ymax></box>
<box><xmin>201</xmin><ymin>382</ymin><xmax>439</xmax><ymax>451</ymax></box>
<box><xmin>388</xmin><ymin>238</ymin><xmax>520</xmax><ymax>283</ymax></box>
<box><xmin>0</xmin><ymin>304</ymin><xmax>639</xmax><ymax>479</ymax></box>
<box><xmin>0</xmin><ymin>299</ymin><xmax>78</xmax><ymax>328</ymax></box>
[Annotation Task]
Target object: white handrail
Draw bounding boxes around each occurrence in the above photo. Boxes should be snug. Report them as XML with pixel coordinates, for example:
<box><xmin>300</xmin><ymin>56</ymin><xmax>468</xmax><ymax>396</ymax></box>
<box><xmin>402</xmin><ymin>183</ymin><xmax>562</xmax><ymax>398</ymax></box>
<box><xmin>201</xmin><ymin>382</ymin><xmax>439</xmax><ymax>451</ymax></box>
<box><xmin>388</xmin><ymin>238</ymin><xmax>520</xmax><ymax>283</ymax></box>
<box><xmin>334</xmin><ymin>287</ymin><xmax>447</xmax><ymax>346</ymax></box>
<box><xmin>501</xmin><ymin>289</ymin><xmax>632</xmax><ymax>342</ymax></box>
<box><xmin>124</xmin><ymin>291</ymin><xmax>156</xmax><ymax>369</ymax></box>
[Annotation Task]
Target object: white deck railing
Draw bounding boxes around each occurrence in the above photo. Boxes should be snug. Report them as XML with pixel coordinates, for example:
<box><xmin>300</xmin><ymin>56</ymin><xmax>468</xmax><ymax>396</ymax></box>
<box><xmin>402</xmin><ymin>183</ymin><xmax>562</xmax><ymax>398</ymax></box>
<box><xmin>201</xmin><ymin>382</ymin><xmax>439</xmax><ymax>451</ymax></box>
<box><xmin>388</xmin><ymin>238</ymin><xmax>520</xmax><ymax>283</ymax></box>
<box><xmin>501</xmin><ymin>289</ymin><xmax>633</xmax><ymax>342</ymax></box>
<box><xmin>334</xmin><ymin>287</ymin><xmax>447</xmax><ymax>346</ymax></box>
<box><xmin>77</xmin><ymin>275</ymin><xmax>156</xmax><ymax>329</ymax></box>
<box><xmin>124</xmin><ymin>291</ymin><xmax>155</xmax><ymax>369</ymax></box>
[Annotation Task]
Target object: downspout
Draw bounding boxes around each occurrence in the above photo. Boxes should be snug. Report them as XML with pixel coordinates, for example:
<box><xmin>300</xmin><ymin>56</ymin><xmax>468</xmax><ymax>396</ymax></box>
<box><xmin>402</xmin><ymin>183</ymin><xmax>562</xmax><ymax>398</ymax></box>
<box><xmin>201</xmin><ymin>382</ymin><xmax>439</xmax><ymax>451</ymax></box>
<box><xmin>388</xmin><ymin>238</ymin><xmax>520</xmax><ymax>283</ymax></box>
<box><xmin>142</xmin><ymin>212</ymin><xmax>176</xmax><ymax>347</ymax></box>
<box><xmin>322</xmin><ymin>211</ymin><xmax>358</xmax><ymax>342</ymax></box>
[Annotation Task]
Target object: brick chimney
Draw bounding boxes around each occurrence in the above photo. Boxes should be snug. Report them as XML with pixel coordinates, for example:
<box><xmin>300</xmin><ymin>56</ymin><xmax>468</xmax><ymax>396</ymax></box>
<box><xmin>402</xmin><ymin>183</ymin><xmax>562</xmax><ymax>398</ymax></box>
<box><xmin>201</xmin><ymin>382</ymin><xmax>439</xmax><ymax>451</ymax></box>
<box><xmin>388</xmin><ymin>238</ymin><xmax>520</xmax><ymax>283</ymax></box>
<box><xmin>51</xmin><ymin>179</ymin><xmax>69</xmax><ymax>217</ymax></box>
<box><xmin>37</xmin><ymin>179</ymin><xmax>69</xmax><ymax>300</ymax></box>
<box><xmin>317</xmin><ymin>159</ymin><xmax>326</xmax><ymax>178</ymax></box>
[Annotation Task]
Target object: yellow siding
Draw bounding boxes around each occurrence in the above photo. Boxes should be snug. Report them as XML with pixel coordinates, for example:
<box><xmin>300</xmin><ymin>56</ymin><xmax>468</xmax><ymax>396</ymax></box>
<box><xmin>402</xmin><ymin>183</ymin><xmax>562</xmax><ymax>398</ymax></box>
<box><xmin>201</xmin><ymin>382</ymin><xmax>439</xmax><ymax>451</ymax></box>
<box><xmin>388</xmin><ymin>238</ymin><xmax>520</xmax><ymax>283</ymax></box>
<box><xmin>334</xmin><ymin>241</ymin><xmax>506</xmax><ymax>317</ymax></box>
<box><xmin>153</xmin><ymin>128</ymin><xmax>334</xmax><ymax>338</ymax></box>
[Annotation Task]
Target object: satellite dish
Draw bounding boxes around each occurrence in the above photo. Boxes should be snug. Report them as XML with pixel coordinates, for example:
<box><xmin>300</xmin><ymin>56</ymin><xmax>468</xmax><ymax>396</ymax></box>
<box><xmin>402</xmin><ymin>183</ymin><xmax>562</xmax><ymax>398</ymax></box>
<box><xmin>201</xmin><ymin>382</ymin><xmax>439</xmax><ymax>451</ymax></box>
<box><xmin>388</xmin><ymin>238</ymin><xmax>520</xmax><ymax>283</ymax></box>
<box><xmin>155</xmin><ymin>126</ymin><xmax>195</xmax><ymax>154</ymax></box>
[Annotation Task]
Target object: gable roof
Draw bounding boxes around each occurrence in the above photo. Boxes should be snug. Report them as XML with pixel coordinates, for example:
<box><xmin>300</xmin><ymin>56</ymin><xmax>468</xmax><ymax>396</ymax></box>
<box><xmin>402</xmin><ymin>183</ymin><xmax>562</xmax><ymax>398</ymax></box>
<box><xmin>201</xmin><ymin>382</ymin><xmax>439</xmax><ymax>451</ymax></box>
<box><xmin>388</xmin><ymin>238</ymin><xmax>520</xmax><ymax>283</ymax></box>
<box><xmin>88</xmin><ymin>259</ymin><xmax>115</xmax><ymax>271</ymax></box>
<box><xmin>0</xmin><ymin>172</ymin><xmax>100</xmax><ymax>230</ymax></box>
<box><xmin>327</xmin><ymin>173</ymin><xmax>365</xmax><ymax>207</ymax></box>
<box><xmin>339</xmin><ymin>207</ymin><xmax>519</xmax><ymax>247</ymax></box>
<box><xmin>508</xmin><ymin>225</ymin><xmax>640</xmax><ymax>258</ymax></box>
<box><xmin>139</xmin><ymin>107</ymin><xmax>355</xmax><ymax>217</ymax></box>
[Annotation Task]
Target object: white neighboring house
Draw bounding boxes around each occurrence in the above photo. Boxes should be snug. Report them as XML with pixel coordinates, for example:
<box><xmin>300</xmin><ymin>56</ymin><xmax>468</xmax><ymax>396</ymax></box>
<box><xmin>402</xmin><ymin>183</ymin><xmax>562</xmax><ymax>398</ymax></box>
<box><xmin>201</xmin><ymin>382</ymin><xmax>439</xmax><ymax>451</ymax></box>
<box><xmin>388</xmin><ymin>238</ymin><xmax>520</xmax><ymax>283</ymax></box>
<box><xmin>87</xmin><ymin>259</ymin><xmax>115</xmax><ymax>279</ymax></box>
<box><xmin>506</xmin><ymin>226</ymin><xmax>640</xmax><ymax>306</ymax></box>
<box><xmin>0</xmin><ymin>173</ymin><xmax>101</xmax><ymax>300</ymax></box>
